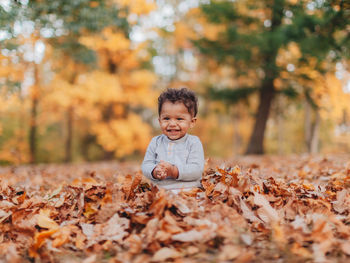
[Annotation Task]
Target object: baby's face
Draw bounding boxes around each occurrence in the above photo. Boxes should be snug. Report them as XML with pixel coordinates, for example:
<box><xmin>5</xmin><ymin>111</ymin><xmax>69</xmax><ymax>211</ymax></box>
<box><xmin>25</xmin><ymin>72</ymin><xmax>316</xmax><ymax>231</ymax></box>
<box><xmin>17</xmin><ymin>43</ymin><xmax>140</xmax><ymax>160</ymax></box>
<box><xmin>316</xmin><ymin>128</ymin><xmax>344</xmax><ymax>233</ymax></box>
<box><xmin>158</xmin><ymin>101</ymin><xmax>196</xmax><ymax>140</ymax></box>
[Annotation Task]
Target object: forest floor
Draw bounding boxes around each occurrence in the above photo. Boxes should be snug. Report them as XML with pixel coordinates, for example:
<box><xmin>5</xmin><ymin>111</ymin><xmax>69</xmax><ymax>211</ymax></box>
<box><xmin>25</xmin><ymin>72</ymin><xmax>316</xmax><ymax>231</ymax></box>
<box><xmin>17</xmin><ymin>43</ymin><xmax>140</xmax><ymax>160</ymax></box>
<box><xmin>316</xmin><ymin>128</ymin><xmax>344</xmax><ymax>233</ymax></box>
<box><xmin>1</xmin><ymin>154</ymin><xmax>350</xmax><ymax>263</ymax></box>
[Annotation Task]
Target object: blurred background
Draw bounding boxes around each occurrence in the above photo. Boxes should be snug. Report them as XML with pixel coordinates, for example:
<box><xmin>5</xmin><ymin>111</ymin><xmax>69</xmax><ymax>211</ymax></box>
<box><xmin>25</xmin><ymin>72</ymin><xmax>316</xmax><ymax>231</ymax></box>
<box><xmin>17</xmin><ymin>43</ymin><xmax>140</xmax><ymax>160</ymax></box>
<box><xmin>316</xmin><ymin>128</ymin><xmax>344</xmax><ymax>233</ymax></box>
<box><xmin>0</xmin><ymin>0</ymin><xmax>349</xmax><ymax>165</ymax></box>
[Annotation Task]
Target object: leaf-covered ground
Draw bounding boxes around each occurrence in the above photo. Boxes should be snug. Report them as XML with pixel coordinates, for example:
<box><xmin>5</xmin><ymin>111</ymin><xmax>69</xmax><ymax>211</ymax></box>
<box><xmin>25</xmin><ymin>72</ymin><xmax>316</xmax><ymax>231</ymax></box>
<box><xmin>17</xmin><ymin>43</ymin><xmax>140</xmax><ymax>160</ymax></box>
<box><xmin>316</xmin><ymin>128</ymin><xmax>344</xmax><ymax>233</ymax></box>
<box><xmin>1</xmin><ymin>155</ymin><xmax>350</xmax><ymax>263</ymax></box>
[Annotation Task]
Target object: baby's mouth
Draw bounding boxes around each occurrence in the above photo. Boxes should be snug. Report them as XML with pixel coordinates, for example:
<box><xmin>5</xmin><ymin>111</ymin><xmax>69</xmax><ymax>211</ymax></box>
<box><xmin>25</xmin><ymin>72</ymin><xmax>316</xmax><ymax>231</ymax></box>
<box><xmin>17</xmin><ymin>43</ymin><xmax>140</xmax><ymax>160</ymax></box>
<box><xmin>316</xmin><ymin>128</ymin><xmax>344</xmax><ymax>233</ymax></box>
<box><xmin>167</xmin><ymin>129</ymin><xmax>180</xmax><ymax>133</ymax></box>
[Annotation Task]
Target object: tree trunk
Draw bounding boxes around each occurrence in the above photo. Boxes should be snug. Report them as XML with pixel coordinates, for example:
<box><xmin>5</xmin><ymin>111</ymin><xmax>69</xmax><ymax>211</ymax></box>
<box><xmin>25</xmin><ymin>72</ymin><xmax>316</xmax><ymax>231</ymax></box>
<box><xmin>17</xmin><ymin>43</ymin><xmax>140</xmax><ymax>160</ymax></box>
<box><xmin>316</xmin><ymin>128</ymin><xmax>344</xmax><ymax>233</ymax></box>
<box><xmin>81</xmin><ymin>134</ymin><xmax>96</xmax><ymax>161</ymax></box>
<box><xmin>304</xmin><ymin>99</ymin><xmax>320</xmax><ymax>154</ymax></box>
<box><xmin>64</xmin><ymin>106</ymin><xmax>74</xmax><ymax>163</ymax></box>
<box><xmin>64</xmin><ymin>72</ymin><xmax>77</xmax><ymax>163</ymax></box>
<box><xmin>100</xmin><ymin>58</ymin><xmax>120</xmax><ymax>160</ymax></box>
<box><xmin>277</xmin><ymin>96</ymin><xmax>284</xmax><ymax>155</ymax></box>
<box><xmin>244</xmin><ymin>0</ymin><xmax>284</xmax><ymax>155</ymax></box>
<box><xmin>245</xmin><ymin>81</ymin><xmax>275</xmax><ymax>154</ymax></box>
<box><xmin>310</xmin><ymin>109</ymin><xmax>320</xmax><ymax>154</ymax></box>
<box><xmin>29</xmin><ymin>96</ymin><xmax>38</xmax><ymax>164</ymax></box>
<box><xmin>29</xmin><ymin>63</ymin><xmax>39</xmax><ymax>164</ymax></box>
<box><xmin>304</xmin><ymin>99</ymin><xmax>312</xmax><ymax>151</ymax></box>
<box><xmin>232</xmin><ymin>105</ymin><xmax>242</xmax><ymax>155</ymax></box>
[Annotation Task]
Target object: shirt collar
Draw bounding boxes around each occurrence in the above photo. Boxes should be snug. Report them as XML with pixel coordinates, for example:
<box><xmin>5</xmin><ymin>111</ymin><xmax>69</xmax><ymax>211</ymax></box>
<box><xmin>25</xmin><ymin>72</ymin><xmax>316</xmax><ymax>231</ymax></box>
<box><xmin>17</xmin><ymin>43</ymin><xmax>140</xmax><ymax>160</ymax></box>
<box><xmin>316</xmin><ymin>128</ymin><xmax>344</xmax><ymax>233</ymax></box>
<box><xmin>163</xmin><ymin>133</ymin><xmax>188</xmax><ymax>144</ymax></box>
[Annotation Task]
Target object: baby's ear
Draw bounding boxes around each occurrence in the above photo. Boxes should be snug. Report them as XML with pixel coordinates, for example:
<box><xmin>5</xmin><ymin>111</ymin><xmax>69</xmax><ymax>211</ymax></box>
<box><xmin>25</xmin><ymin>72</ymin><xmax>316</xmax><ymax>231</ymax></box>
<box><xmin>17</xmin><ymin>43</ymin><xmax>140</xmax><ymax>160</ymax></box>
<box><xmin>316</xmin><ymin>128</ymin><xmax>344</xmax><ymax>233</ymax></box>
<box><xmin>190</xmin><ymin>117</ymin><xmax>197</xmax><ymax>128</ymax></box>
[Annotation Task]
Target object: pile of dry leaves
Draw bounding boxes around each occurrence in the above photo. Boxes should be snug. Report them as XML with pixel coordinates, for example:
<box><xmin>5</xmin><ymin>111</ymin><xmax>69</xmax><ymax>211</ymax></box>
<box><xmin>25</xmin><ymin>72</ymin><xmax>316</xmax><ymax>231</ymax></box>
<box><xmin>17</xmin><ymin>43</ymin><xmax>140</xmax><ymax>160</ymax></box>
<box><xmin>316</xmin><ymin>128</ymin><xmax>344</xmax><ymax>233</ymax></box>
<box><xmin>1</xmin><ymin>155</ymin><xmax>350</xmax><ymax>262</ymax></box>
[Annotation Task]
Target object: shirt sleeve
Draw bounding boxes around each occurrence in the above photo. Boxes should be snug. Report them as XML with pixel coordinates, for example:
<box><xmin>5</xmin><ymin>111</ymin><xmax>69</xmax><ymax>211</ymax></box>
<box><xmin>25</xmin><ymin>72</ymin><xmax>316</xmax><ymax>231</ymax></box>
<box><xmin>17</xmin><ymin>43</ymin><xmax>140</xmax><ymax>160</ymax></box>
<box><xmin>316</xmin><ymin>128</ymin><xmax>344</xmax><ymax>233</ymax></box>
<box><xmin>141</xmin><ymin>137</ymin><xmax>158</xmax><ymax>180</ymax></box>
<box><xmin>176</xmin><ymin>137</ymin><xmax>205</xmax><ymax>182</ymax></box>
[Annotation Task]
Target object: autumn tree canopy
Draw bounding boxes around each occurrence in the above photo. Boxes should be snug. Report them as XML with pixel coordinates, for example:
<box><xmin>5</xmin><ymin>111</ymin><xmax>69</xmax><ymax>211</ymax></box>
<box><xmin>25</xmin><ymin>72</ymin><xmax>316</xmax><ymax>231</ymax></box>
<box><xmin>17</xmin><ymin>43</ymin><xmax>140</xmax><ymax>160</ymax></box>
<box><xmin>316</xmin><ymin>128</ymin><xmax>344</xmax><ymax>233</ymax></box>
<box><xmin>190</xmin><ymin>0</ymin><xmax>349</xmax><ymax>154</ymax></box>
<box><xmin>0</xmin><ymin>0</ymin><xmax>157</xmax><ymax>164</ymax></box>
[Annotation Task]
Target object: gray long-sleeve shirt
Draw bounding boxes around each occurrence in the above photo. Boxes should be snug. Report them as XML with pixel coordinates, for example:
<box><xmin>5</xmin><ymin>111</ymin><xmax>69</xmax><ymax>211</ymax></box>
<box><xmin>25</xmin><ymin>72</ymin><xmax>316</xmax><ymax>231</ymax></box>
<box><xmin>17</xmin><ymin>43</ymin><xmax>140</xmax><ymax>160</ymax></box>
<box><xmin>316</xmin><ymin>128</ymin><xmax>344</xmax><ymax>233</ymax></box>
<box><xmin>141</xmin><ymin>134</ymin><xmax>204</xmax><ymax>190</ymax></box>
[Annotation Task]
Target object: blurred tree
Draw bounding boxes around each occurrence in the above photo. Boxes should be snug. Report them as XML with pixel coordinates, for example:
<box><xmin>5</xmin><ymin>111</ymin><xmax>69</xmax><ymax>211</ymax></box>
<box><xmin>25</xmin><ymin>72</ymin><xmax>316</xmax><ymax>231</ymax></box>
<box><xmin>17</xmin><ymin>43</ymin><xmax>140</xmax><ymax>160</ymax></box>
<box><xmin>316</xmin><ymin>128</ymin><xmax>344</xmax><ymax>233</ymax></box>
<box><xmin>0</xmin><ymin>0</ymin><xmax>157</xmax><ymax>164</ymax></box>
<box><xmin>26</xmin><ymin>0</ymin><xmax>130</xmax><ymax>162</ymax></box>
<box><xmin>192</xmin><ymin>0</ymin><xmax>349</xmax><ymax>154</ymax></box>
<box><xmin>78</xmin><ymin>27</ymin><xmax>157</xmax><ymax>159</ymax></box>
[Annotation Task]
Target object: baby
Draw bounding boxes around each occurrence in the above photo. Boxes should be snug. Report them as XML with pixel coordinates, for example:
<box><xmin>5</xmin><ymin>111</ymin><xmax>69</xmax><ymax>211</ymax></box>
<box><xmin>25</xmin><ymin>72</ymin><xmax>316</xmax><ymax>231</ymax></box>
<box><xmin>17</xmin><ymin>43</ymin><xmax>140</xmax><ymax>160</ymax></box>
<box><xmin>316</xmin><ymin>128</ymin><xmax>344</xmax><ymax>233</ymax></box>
<box><xmin>141</xmin><ymin>88</ymin><xmax>204</xmax><ymax>190</ymax></box>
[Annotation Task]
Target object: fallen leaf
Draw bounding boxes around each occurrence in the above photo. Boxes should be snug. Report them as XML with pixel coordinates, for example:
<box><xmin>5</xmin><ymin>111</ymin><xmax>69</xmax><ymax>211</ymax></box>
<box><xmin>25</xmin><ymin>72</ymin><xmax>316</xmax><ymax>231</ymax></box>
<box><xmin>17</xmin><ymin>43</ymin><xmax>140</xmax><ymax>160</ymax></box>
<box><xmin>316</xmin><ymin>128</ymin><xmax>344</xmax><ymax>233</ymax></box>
<box><xmin>29</xmin><ymin>229</ymin><xmax>59</xmax><ymax>257</ymax></box>
<box><xmin>151</xmin><ymin>247</ymin><xmax>181</xmax><ymax>262</ymax></box>
<box><xmin>37</xmin><ymin>209</ymin><xmax>59</xmax><ymax>230</ymax></box>
<box><xmin>172</xmin><ymin>229</ymin><xmax>215</xmax><ymax>242</ymax></box>
<box><xmin>253</xmin><ymin>192</ymin><xmax>279</xmax><ymax>223</ymax></box>
<box><xmin>218</xmin><ymin>245</ymin><xmax>240</xmax><ymax>261</ymax></box>
<box><xmin>340</xmin><ymin>241</ymin><xmax>350</xmax><ymax>256</ymax></box>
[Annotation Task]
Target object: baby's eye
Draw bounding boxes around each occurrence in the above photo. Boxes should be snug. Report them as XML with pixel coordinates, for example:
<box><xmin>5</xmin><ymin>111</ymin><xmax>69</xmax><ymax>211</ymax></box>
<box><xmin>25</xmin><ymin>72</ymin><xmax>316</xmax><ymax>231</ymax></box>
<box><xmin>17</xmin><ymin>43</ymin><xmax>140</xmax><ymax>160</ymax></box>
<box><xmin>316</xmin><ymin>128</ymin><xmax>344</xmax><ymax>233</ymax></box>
<box><xmin>177</xmin><ymin>118</ymin><xmax>183</xmax><ymax>121</ymax></box>
<box><xmin>163</xmin><ymin>117</ymin><xmax>170</xmax><ymax>120</ymax></box>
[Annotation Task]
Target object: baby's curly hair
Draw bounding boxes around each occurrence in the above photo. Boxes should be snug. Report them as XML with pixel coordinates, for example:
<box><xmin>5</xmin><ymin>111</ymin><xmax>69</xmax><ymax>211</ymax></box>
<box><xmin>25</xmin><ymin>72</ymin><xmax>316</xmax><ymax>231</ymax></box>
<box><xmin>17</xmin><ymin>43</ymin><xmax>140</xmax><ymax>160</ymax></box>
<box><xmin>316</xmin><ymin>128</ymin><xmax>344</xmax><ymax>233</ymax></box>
<box><xmin>158</xmin><ymin>88</ymin><xmax>198</xmax><ymax>117</ymax></box>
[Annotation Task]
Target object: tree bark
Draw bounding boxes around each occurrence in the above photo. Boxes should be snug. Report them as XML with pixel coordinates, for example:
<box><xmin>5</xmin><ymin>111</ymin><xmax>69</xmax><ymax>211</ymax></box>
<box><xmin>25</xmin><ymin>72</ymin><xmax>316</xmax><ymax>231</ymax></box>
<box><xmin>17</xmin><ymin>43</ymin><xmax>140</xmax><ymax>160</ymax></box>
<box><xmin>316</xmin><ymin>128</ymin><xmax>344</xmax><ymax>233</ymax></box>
<box><xmin>304</xmin><ymin>99</ymin><xmax>312</xmax><ymax>151</ymax></box>
<box><xmin>232</xmin><ymin>105</ymin><xmax>242</xmax><ymax>155</ymax></box>
<box><xmin>277</xmin><ymin>96</ymin><xmax>284</xmax><ymax>155</ymax></box>
<box><xmin>304</xmin><ymin>99</ymin><xmax>320</xmax><ymax>154</ymax></box>
<box><xmin>81</xmin><ymin>134</ymin><xmax>96</xmax><ymax>161</ymax></box>
<box><xmin>64</xmin><ymin>106</ymin><xmax>74</xmax><ymax>163</ymax></box>
<box><xmin>29</xmin><ymin>96</ymin><xmax>38</xmax><ymax>164</ymax></box>
<box><xmin>64</xmin><ymin>71</ymin><xmax>77</xmax><ymax>163</ymax></box>
<box><xmin>245</xmin><ymin>80</ymin><xmax>275</xmax><ymax>154</ymax></box>
<box><xmin>29</xmin><ymin>63</ymin><xmax>39</xmax><ymax>164</ymax></box>
<box><xmin>310</xmin><ymin>109</ymin><xmax>320</xmax><ymax>154</ymax></box>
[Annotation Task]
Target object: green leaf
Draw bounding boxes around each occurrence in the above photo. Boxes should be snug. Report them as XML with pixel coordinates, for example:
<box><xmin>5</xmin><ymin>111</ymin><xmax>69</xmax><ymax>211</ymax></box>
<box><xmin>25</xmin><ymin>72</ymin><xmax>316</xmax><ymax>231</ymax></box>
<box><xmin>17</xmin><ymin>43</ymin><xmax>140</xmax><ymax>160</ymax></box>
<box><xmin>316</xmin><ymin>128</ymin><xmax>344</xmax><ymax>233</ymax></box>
<box><xmin>208</xmin><ymin>86</ymin><xmax>258</xmax><ymax>104</ymax></box>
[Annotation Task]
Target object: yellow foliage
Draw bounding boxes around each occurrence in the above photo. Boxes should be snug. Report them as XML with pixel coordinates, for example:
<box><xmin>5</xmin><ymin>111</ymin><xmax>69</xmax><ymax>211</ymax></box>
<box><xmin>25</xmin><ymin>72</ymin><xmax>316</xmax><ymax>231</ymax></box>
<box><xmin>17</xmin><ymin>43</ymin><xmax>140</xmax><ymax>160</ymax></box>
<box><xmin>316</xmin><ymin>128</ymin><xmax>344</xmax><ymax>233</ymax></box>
<box><xmin>77</xmin><ymin>71</ymin><xmax>124</xmax><ymax>104</ymax></box>
<box><xmin>93</xmin><ymin>113</ymin><xmax>152</xmax><ymax>157</ymax></box>
<box><xmin>274</xmin><ymin>78</ymin><xmax>283</xmax><ymax>90</ymax></box>
<box><xmin>40</xmin><ymin>62</ymin><xmax>156</xmax><ymax>158</ymax></box>
<box><xmin>121</xmin><ymin>70</ymin><xmax>158</xmax><ymax>107</ymax></box>
<box><xmin>114</xmin><ymin>0</ymin><xmax>156</xmax><ymax>15</ymax></box>
<box><xmin>324</xmin><ymin>73</ymin><xmax>350</xmax><ymax>121</ymax></box>
<box><xmin>199</xmin><ymin>21</ymin><xmax>225</xmax><ymax>41</ymax></box>
<box><xmin>0</xmin><ymin>64</ymin><xmax>10</xmax><ymax>76</ymax></box>
<box><xmin>181</xmin><ymin>6</ymin><xmax>227</xmax><ymax>42</ymax></box>
<box><xmin>51</xmin><ymin>56</ymin><xmax>85</xmax><ymax>81</ymax></box>
<box><xmin>112</xmin><ymin>104</ymin><xmax>125</xmax><ymax>117</ymax></box>
<box><xmin>276</xmin><ymin>42</ymin><xmax>301</xmax><ymax>67</ymax></box>
<box><xmin>89</xmin><ymin>1</ymin><xmax>99</xmax><ymax>8</ymax></box>
<box><xmin>38</xmin><ymin>28</ymin><xmax>156</xmax><ymax>159</ymax></box>
<box><xmin>0</xmin><ymin>90</ymin><xmax>22</xmax><ymax>113</ymax></box>
<box><xmin>80</xmin><ymin>28</ymin><xmax>130</xmax><ymax>52</ymax></box>
<box><xmin>0</xmin><ymin>0</ymin><xmax>160</xmax><ymax>163</ymax></box>
<box><xmin>233</xmin><ymin>0</ymin><xmax>269</xmax><ymax>26</ymax></box>
<box><xmin>46</xmin><ymin>78</ymin><xmax>75</xmax><ymax>108</ymax></box>
<box><xmin>123</xmin><ymin>69</ymin><xmax>156</xmax><ymax>88</ymax></box>
<box><xmin>0</xmin><ymin>133</ymin><xmax>30</xmax><ymax>164</ymax></box>
<box><xmin>117</xmin><ymin>51</ymin><xmax>140</xmax><ymax>70</ymax></box>
<box><xmin>0</xmin><ymin>55</ymin><xmax>25</xmax><ymax>82</ymax></box>
<box><xmin>174</xmin><ymin>22</ymin><xmax>197</xmax><ymax>48</ymax></box>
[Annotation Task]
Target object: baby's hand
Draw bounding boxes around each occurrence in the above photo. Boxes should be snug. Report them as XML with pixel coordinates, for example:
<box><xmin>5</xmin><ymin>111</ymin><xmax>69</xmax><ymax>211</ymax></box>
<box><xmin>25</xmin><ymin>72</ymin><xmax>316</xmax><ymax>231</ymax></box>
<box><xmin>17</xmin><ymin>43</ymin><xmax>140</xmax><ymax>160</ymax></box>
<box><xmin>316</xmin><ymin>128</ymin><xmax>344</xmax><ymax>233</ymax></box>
<box><xmin>157</xmin><ymin>161</ymin><xmax>179</xmax><ymax>179</ymax></box>
<box><xmin>152</xmin><ymin>164</ymin><xmax>167</xmax><ymax>180</ymax></box>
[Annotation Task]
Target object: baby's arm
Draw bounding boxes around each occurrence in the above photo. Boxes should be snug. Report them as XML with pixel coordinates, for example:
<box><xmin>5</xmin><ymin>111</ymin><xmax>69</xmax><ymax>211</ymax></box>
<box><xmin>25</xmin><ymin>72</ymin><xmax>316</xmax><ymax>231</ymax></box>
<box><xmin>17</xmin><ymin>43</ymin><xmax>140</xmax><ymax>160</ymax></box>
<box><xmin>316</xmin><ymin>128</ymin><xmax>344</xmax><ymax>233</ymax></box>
<box><xmin>141</xmin><ymin>137</ymin><xmax>158</xmax><ymax>180</ymax></box>
<box><xmin>176</xmin><ymin>137</ymin><xmax>204</xmax><ymax>182</ymax></box>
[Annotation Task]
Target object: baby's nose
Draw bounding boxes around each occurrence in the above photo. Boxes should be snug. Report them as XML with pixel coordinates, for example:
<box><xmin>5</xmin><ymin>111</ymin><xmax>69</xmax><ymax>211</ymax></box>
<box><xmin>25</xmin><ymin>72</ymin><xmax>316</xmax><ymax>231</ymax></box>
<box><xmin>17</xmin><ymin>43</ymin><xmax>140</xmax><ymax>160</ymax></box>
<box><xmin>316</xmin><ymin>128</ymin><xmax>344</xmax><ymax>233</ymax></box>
<box><xmin>169</xmin><ymin>119</ymin><xmax>177</xmax><ymax>125</ymax></box>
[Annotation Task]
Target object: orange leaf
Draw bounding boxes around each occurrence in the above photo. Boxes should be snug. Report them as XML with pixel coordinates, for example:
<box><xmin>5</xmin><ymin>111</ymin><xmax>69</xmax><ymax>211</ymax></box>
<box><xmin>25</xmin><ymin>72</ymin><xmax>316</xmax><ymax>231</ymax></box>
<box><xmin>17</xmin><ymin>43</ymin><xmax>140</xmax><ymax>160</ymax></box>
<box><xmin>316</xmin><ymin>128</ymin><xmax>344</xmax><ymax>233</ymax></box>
<box><xmin>37</xmin><ymin>209</ymin><xmax>59</xmax><ymax>230</ymax></box>
<box><xmin>29</xmin><ymin>229</ymin><xmax>58</xmax><ymax>257</ymax></box>
<box><xmin>52</xmin><ymin>226</ymin><xmax>71</xmax><ymax>248</ymax></box>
